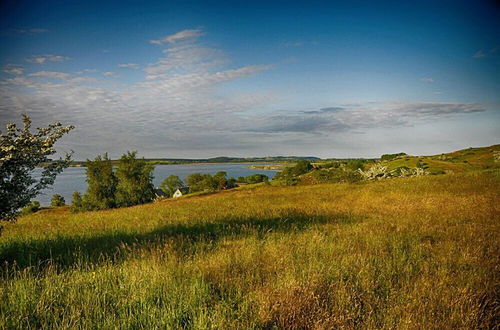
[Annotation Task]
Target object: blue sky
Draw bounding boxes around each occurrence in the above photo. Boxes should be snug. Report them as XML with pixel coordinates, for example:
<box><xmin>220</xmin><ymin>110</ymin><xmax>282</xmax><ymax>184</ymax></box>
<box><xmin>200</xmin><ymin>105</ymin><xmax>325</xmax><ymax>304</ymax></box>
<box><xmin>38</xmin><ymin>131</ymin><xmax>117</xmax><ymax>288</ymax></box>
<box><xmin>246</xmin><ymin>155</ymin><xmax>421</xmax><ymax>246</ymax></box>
<box><xmin>1</xmin><ymin>0</ymin><xmax>499</xmax><ymax>159</ymax></box>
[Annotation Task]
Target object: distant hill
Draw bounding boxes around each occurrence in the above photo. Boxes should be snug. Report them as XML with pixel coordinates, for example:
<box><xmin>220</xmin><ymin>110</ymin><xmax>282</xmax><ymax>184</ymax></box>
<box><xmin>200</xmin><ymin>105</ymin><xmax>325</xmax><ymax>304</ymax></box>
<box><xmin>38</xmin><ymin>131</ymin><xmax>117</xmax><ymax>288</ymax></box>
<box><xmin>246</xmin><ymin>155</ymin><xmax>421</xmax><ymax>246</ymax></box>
<box><xmin>380</xmin><ymin>144</ymin><xmax>500</xmax><ymax>174</ymax></box>
<box><xmin>64</xmin><ymin>156</ymin><xmax>322</xmax><ymax>167</ymax></box>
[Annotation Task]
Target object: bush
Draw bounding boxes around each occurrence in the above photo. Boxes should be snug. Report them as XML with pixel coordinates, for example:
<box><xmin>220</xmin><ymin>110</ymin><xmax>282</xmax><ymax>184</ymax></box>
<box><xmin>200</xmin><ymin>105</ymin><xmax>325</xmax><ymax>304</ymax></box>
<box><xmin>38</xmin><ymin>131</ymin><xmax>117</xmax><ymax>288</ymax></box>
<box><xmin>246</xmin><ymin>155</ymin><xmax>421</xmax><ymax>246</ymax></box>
<box><xmin>20</xmin><ymin>201</ymin><xmax>40</xmax><ymax>216</ymax></box>
<box><xmin>274</xmin><ymin>161</ymin><xmax>313</xmax><ymax>185</ymax></box>
<box><xmin>51</xmin><ymin>194</ymin><xmax>65</xmax><ymax>206</ymax></box>
<box><xmin>345</xmin><ymin>160</ymin><xmax>364</xmax><ymax>171</ymax></box>
<box><xmin>244</xmin><ymin>174</ymin><xmax>269</xmax><ymax>184</ymax></box>
<box><xmin>381</xmin><ymin>153</ymin><xmax>407</xmax><ymax>161</ymax></box>
<box><xmin>71</xmin><ymin>192</ymin><xmax>83</xmax><ymax>212</ymax></box>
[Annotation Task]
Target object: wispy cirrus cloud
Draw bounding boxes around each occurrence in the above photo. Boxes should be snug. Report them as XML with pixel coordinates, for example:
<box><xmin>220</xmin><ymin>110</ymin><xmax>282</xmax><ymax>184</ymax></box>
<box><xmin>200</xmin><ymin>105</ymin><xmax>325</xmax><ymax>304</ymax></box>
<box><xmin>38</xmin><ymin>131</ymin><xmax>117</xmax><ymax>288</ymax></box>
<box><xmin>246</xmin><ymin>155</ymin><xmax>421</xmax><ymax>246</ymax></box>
<box><xmin>1</xmin><ymin>28</ymin><xmax>490</xmax><ymax>159</ymax></box>
<box><xmin>27</xmin><ymin>55</ymin><xmax>70</xmax><ymax>64</ymax></box>
<box><xmin>118</xmin><ymin>63</ymin><xmax>140</xmax><ymax>69</ymax></box>
<box><xmin>472</xmin><ymin>46</ymin><xmax>499</xmax><ymax>59</ymax></box>
<box><xmin>420</xmin><ymin>77</ymin><xmax>434</xmax><ymax>83</ymax></box>
<box><xmin>149</xmin><ymin>29</ymin><xmax>205</xmax><ymax>45</ymax></box>
<box><xmin>102</xmin><ymin>71</ymin><xmax>118</xmax><ymax>77</ymax></box>
<box><xmin>3</xmin><ymin>65</ymin><xmax>24</xmax><ymax>75</ymax></box>
<box><xmin>5</xmin><ymin>28</ymin><xmax>48</xmax><ymax>35</ymax></box>
<box><xmin>244</xmin><ymin>102</ymin><xmax>486</xmax><ymax>133</ymax></box>
<box><xmin>283</xmin><ymin>41</ymin><xmax>305</xmax><ymax>47</ymax></box>
<box><xmin>0</xmin><ymin>29</ymin><xmax>274</xmax><ymax>158</ymax></box>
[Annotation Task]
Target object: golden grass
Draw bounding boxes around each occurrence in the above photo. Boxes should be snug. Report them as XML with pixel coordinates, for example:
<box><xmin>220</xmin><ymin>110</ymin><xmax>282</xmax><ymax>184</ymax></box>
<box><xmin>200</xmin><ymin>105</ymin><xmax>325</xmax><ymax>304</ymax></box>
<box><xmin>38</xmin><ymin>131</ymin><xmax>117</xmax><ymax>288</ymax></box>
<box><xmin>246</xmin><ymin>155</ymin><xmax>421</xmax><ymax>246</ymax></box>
<box><xmin>1</xmin><ymin>171</ymin><xmax>499</xmax><ymax>328</ymax></box>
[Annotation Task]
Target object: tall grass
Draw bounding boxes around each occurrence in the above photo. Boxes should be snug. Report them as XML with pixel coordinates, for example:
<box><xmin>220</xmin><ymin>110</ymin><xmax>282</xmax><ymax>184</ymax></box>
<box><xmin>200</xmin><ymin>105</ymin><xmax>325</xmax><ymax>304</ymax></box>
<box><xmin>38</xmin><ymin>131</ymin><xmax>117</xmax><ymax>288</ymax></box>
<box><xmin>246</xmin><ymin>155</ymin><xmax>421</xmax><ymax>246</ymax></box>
<box><xmin>1</xmin><ymin>171</ymin><xmax>498</xmax><ymax>328</ymax></box>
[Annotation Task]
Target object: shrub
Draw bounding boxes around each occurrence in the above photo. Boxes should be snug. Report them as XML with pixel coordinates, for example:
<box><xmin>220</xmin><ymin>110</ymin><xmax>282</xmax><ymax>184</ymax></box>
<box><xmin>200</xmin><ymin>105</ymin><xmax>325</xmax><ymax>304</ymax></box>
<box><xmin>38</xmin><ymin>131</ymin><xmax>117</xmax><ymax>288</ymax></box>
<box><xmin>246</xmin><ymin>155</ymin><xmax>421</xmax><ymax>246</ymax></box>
<box><xmin>244</xmin><ymin>174</ymin><xmax>269</xmax><ymax>184</ymax></box>
<box><xmin>71</xmin><ymin>192</ymin><xmax>83</xmax><ymax>212</ymax></box>
<box><xmin>381</xmin><ymin>153</ymin><xmax>407</xmax><ymax>161</ymax></box>
<box><xmin>345</xmin><ymin>160</ymin><xmax>364</xmax><ymax>171</ymax></box>
<box><xmin>20</xmin><ymin>201</ymin><xmax>40</xmax><ymax>216</ymax></box>
<box><xmin>51</xmin><ymin>194</ymin><xmax>65</xmax><ymax>206</ymax></box>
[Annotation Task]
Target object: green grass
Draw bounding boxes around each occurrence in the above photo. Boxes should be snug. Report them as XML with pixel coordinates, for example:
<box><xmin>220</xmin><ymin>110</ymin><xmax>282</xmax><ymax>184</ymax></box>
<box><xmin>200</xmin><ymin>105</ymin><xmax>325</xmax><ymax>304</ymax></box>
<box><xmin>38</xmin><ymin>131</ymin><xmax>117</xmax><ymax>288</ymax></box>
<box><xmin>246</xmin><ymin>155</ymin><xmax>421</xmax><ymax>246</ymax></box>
<box><xmin>383</xmin><ymin>144</ymin><xmax>500</xmax><ymax>173</ymax></box>
<box><xmin>1</xmin><ymin>170</ymin><xmax>499</xmax><ymax>328</ymax></box>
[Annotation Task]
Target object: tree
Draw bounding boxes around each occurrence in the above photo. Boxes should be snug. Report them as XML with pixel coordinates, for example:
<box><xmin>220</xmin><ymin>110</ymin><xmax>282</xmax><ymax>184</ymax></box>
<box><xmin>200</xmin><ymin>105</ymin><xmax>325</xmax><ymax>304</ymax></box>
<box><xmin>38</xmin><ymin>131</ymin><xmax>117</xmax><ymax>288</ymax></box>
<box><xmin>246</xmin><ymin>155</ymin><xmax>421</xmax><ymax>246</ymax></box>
<box><xmin>245</xmin><ymin>173</ymin><xmax>269</xmax><ymax>184</ymax></box>
<box><xmin>186</xmin><ymin>173</ymin><xmax>212</xmax><ymax>193</ymax></box>
<box><xmin>160</xmin><ymin>175</ymin><xmax>184</xmax><ymax>197</ymax></box>
<box><xmin>71</xmin><ymin>191</ymin><xmax>83</xmax><ymax>212</ymax></box>
<box><xmin>0</xmin><ymin>115</ymin><xmax>74</xmax><ymax>221</ymax></box>
<box><xmin>51</xmin><ymin>194</ymin><xmax>65</xmax><ymax>206</ymax></box>
<box><xmin>115</xmin><ymin>151</ymin><xmax>155</xmax><ymax>207</ymax></box>
<box><xmin>291</xmin><ymin>160</ymin><xmax>313</xmax><ymax>176</ymax></box>
<box><xmin>80</xmin><ymin>154</ymin><xmax>117</xmax><ymax>211</ymax></box>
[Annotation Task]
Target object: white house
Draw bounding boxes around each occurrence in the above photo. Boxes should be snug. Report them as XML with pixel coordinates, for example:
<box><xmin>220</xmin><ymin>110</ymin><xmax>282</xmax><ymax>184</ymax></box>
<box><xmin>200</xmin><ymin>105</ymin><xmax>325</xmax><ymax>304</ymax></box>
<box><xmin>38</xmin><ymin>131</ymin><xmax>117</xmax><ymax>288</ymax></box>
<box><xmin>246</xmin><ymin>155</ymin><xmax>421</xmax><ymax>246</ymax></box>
<box><xmin>173</xmin><ymin>189</ymin><xmax>184</xmax><ymax>198</ymax></box>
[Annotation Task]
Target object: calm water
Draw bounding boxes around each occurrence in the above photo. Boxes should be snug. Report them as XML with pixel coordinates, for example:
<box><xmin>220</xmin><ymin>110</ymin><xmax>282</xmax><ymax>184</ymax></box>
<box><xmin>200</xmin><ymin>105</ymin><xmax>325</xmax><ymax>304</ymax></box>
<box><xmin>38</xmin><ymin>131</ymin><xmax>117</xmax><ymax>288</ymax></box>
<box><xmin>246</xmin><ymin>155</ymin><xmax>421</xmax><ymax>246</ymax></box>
<box><xmin>33</xmin><ymin>163</ymin><xmax>278</xmax><ymax>206</ymax></box>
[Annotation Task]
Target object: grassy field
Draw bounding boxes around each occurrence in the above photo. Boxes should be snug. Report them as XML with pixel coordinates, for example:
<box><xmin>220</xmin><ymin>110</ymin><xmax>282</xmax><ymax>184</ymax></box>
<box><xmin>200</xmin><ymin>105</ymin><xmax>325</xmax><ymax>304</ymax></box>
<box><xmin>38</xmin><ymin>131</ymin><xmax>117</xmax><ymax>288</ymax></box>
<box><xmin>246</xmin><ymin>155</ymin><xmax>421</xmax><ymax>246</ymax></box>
<box><xmin>1</xmin><ymin>170</ymin><xmax>499</xmax><ymax>328</ymax></box>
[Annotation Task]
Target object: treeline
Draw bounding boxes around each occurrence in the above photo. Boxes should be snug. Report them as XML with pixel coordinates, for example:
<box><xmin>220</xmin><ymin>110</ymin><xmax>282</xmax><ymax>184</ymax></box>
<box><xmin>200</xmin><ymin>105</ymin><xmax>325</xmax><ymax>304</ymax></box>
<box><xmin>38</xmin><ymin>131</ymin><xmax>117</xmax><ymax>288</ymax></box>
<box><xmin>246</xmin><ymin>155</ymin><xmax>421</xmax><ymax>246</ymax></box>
<box><xmin>70</xmin><ymin>151</ymin><xmax>271</xmax><ymax>212</ymax></box>
<box><xmin>72</xmin><ymin>152</ymin><xmax>154</xmax><ymax>212</ymax></box>
<box><xmin>159</xmin><ymin>172</ymin><xmax>269</xmax><ymax>197</ymax></box>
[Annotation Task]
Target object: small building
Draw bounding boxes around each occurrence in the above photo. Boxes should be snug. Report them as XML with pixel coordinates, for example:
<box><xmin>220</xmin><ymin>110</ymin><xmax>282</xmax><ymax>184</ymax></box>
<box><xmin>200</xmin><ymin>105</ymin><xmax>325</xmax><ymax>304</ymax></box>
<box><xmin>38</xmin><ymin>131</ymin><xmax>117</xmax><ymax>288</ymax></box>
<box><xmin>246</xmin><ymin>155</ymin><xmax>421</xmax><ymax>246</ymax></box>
<box><xmin>154</xmin><ymin>188</ymin><xmax>168</xmax><ymax>199</ymax></box>
<box><xmin>173</xmin><ymin>187</ymin><xmax>189</xmax><ymax>198</ymax></box>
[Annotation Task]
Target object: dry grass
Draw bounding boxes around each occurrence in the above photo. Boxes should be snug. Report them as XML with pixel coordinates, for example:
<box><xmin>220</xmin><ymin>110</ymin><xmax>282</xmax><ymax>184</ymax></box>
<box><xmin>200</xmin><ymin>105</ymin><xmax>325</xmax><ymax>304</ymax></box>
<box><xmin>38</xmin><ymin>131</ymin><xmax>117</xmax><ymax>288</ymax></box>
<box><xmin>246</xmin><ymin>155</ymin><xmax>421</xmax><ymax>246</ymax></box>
<box><xmin>1</xmin><ymin>171</ymin><xmax>499</xmax><ymax>328</ymax></box>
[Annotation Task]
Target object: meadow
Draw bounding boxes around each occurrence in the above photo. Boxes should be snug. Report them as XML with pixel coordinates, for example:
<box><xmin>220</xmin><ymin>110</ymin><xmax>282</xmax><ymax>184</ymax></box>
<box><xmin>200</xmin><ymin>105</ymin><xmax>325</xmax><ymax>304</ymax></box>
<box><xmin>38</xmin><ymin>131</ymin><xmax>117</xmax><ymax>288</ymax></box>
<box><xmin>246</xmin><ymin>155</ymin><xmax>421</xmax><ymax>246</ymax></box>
<box><xmin>0</xmin><ymin>170</ymin><xmax>498</xmax><ymax>328</ymax></box>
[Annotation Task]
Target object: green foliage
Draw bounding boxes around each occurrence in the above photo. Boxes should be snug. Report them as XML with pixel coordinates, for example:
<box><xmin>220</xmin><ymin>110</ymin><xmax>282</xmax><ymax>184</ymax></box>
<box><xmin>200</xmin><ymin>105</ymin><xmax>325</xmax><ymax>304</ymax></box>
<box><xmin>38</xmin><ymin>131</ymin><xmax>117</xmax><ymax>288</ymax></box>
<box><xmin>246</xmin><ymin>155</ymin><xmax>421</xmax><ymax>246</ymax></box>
<box><xmin>292</xmin><ymin>160</ymin><xmax>313</xmax><ymax>176</ymax></box>
<box><xmin>244</xmin><ymin>174</ymin><xmax>269</xmax><ymax>184</ymax></box>
<box><xmin>381</xmin><ymin>153</ymin><xmax>407</xmax><ymax>161</ymax></box>
<box><xmin>160</xmin><ymin>175</ymin><xmax>184</xmax><ymax>197</ymax></box>
<box><xmin>79</xmin><ymin>154</ymin><xmax>118</xmax><ymax>211</ymax></box>
<box><xmin>71</xmin><ymin>192</ymin><xmax>83</xmax><ymax>212</ymax></box>
<box><xmin>186</xmin><ymin>172</ymin><xmax>237</xmax><ymax>193</ymax></box>
<box><xmin>0</xmin><ymin>115</ymin><xmax>74</xmax><ymax>221</ymax></box>
<box><xmin>20</xmin><ymin>200</ymin><xmax>40</xmax><ymax>216</ymax></box>
<box><xmin>320</xmin><ymin>161</ymin><xmax>340</xmax><ymax>169</ymax></box>
<box><xmin>345</xmin><ymin>159</ymin><xmax>365</xmax><ymax>171</ymax></box>
<box><xmin>51</xmin><ymin>194</ymin><xmax>65</xmax><ymax>207</ymax></box>
<box><xmin>115</xmin><ymin>151</ymin><xmax>155</xmax><ymax>207</ymax></box>
<box><xmin>274</xmin><ymin>160</ymin><xmax>313</xmax><ymax>185</ymax></box>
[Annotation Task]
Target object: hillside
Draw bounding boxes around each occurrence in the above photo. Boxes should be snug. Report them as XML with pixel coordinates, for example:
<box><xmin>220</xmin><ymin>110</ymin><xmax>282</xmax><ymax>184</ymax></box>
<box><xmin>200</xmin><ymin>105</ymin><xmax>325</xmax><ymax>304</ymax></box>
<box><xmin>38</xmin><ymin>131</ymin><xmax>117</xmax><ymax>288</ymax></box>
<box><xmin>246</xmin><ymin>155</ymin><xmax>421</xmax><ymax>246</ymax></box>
<box><xmin>382</xmin><ymin>144</ymin><xmax>500</xmax><ymax>174</ymax></box>
<box><xmin>1</xmin><ymin>169</ymin><xmax>498</xmax><ymax>328</ymax></box>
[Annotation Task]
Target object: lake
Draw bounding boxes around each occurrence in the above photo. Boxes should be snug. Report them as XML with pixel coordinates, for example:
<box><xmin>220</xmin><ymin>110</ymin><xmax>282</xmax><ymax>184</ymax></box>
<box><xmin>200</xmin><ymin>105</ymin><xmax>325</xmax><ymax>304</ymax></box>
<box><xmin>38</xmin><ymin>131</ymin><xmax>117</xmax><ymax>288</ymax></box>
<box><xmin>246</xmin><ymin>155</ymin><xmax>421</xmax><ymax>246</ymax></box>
<box><xmin>32</xmin><ymin>163</ymin><xmax>278</xmax><ymax>206</ymax></box>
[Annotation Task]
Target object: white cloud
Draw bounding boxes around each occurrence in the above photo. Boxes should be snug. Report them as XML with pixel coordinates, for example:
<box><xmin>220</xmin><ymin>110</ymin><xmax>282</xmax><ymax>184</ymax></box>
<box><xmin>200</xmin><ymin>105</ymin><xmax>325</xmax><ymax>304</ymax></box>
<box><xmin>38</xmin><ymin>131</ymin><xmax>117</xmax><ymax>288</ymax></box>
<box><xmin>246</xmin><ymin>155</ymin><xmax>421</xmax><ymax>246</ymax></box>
<box><xmin>283</xmin><ymin>41</ymin><xmax>305</xmax><ymax>47</ymax></box>
<box><xmin>420</xmin><ymin>77</ymin><xmax>434</xmax><ymax>83</ymax></box>
<box><xmin>10</xmin><ymin>28</ymin><xmax>48</xmax><ymax>35</ymax></box>
<box><xmin>2</xmin><ymin>29</ymin><xmax>488</xmax><ymax>159</ymax></box>
<box><xmin>118</xmin><ymin>63</ymin><xmax>140</xmax><ymax>69</ymax></box>
<box><xmin>27</xmin><ymin>55</ymin><xmax>70</xmax><ymax>64</ymax></box>
<box><xmin>0</xmin><ymin>31</ymin><xmax>273</xmax><ymax>158</ymax></box>
<box><xmin>149</xmin><ymin>29</ymin><xmax>205</xmax><ymax>45</ymax></box>
<box><xmin>244</xmin><ymin>102</ymin><xmax>487</xmax><ymax>133</ymax></box>
<box><xmin>29</xmin><ymin>71</ymin><xmax>99</xmax><ymax>83</ymax></box>
<box><xmin>102</xmin><ymin>71</ymin><xmax>118</xmax><ymax>77</ymax></box>
<box><xmin>3</xmin><ymin>65</ymin><xmax>24</xmax><ymax>75</ymax></box>
<box><xmin>30</xmin><ymin>71</ymin><xmax>72</xmax><ymax>80</ymax></box>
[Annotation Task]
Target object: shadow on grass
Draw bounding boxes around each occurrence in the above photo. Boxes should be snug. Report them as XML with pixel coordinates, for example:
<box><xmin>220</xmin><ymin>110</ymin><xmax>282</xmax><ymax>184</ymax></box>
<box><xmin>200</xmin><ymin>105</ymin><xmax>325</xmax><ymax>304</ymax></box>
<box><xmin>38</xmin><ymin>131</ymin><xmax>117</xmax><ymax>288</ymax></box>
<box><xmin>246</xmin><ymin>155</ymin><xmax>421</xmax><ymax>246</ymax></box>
<box><xmin>0</xmin><ymin>210</ymin><xmax>363</xmax><ymax>274</ymax></box>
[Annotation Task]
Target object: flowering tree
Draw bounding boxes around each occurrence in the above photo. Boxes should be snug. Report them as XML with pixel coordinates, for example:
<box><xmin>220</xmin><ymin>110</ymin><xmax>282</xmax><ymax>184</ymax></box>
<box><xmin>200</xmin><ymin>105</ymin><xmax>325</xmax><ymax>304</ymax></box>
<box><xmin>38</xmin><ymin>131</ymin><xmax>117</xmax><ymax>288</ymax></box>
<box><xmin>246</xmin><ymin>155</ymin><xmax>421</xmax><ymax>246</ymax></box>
<box><xmin>0</xmin><ymin>115</ymin><xmax>74</xmax><ymax>221</ymax></box>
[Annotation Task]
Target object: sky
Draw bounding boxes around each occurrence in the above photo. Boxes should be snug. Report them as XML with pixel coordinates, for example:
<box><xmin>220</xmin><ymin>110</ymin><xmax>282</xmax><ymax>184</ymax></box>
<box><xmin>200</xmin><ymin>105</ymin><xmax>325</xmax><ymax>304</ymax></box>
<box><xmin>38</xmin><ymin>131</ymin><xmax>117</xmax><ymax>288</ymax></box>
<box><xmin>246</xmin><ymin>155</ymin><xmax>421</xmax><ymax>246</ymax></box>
<box><xmin>0</xmin><ymin>0</ymin><xmax>499</xmax><ymax>159</ymax></box>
